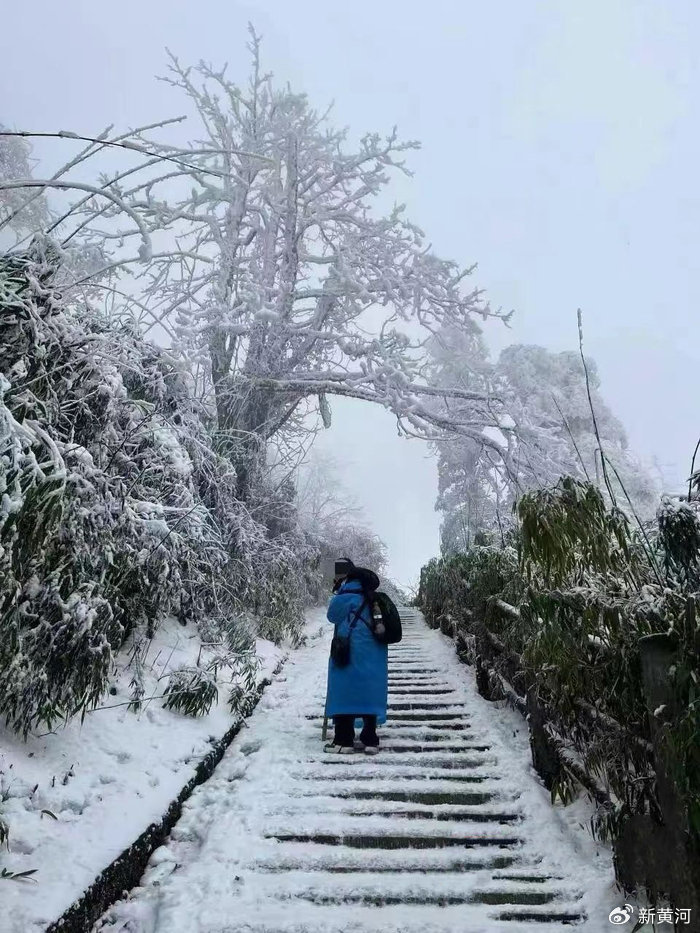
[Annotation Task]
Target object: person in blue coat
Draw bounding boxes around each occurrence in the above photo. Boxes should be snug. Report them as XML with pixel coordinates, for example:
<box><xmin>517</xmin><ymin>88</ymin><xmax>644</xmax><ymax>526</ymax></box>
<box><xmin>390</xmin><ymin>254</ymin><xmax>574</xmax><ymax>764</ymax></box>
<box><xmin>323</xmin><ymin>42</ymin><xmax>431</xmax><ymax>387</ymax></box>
<box><xmin>324</xmin><ymin>561</ymin><xmax>388</xmax><ymax>755</ymax></box>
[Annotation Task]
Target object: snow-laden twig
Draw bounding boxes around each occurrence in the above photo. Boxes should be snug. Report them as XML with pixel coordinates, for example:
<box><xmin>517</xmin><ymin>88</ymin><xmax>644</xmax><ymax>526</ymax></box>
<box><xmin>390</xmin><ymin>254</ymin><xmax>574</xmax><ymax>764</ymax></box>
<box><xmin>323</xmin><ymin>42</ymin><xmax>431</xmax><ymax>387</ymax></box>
<box><xmin>0</xmin><ymin>126</ymin><xmax>273</xmax><ymax>178</ymax></box>
<box><xmin>0</xmin><ymin>178</ymin><xmax>153</xmax><ymax>260</ymax></box>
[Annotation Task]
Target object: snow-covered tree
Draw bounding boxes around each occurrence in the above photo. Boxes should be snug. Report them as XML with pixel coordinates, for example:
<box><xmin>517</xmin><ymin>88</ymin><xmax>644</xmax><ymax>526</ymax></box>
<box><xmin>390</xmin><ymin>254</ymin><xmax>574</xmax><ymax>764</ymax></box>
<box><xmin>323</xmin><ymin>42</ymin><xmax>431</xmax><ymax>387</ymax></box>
<box><xmin>436</xmin><ymin>439</ymin><xmax>506</xmax><ymax>553</ymax></box>
<box><xmin>425</xmin><ymin>324</ymin><xmax>506</xmax><ymax>552</ymax></box>
<box><xmin>33</xmin><ymin>31</ymin><xmax>507</xmax><ymax>503</ymax></box>
<box><xmin>497</xmin><ymin>344</ymin><xmax>657</xmax><ymax>514</ymax></box>
<box><xmin>430</xmin><ymin>336</ymin><xmax>657</xmax><ymax>552</ymax></box>
<box><xmin>296</xmin><ymin>452</ymin><xmax>388</xmax><ymax>574</ymax></box>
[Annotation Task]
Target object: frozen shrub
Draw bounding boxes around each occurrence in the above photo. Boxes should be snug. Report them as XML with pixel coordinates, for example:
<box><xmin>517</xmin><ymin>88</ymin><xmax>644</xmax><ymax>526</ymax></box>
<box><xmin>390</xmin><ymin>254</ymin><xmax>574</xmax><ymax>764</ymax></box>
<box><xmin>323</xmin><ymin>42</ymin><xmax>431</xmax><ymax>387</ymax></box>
<box><xmin>0</xmin><ymin>244</ymin><xmax>311</xmax><ymax>735</ymax></box>
<box><xmin>163</xmin><ymin>666</ymin><xmax>219</xmax><ymax>717</ymax></box>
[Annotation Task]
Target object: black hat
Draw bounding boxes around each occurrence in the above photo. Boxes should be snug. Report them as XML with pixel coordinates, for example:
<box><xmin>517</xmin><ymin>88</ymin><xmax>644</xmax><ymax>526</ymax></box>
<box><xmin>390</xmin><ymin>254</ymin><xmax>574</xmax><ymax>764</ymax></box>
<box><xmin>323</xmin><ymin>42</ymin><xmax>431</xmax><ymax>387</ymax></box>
<box><xmin>348</xmin><ymin>565</ymin><xmax>380</xmax><ymax>592</ymax></box>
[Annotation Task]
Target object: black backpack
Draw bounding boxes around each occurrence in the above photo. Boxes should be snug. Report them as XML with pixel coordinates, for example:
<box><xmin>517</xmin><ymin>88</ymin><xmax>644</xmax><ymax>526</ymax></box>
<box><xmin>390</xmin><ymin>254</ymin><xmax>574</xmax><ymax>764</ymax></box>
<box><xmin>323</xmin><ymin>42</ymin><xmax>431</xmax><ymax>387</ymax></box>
<box><xmin>369</xmin><ymin>591</ymin><xmax>402</xmax><ymax>645</ymax></box>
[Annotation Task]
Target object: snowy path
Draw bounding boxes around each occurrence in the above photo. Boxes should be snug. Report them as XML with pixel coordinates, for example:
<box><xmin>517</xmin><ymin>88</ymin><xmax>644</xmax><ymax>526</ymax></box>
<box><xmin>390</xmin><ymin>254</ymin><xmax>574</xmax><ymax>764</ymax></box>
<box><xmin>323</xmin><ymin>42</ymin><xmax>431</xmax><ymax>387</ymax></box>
<box><xmin>96</xmin><ymin>608</ymin><xmax>616</xmax><ymax>933</ymax></box>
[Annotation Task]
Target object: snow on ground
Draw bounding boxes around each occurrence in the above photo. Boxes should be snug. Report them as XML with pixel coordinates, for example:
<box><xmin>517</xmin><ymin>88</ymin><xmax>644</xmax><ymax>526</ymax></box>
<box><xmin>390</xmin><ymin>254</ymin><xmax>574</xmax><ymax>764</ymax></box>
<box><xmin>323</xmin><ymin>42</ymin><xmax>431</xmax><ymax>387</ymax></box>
<box><xmin>0</xmin><ymin>615</ymin><xmax>289</xmax><ymax>933</ymax></box>
<box><xmin>93</xmin><ymin>609</ymin><xmax>624</xmax><ymax>933</ymax></box>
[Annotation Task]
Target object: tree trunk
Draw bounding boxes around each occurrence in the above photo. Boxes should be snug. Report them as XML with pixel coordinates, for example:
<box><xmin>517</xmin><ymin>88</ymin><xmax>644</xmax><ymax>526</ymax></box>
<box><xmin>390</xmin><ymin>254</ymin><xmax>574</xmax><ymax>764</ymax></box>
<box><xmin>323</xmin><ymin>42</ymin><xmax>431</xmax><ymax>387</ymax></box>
<box><xmin>221</xmin><ymin>384</ymin><xmax>276</xmax><ymax>502</ymax></box>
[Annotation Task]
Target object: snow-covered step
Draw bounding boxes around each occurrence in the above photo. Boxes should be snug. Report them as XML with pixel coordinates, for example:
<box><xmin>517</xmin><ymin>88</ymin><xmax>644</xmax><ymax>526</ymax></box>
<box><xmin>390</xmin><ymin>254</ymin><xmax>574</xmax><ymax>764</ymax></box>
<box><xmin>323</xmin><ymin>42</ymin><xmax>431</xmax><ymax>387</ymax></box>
<box><xmin>212</xmin><ymin>904</ymin><xmax>584</xmax><ymax>933</ymax></box>
<box><xmin>387</xmin><ymin>674</ymin><xmax>450</xmax><ymax>679</ymax></box>
<box><xmin>388</xmin><ymin>670</ymin><xmax>446</xmax><ymax>675</ymax></box>
<box><xmin>380</xmin><ymin>721</ymin><xmax>473</xmax><ymax>732</ymax></box>
<box><xmin>388</xmin><ymin>659</ymin><xmax>441</xmax><ymax>664</ymax></box>
<box><xmin>362</xmin><ymin>737</ymin><xmax>489</xmax><ymax>750</ymax></box>
<box><xmin>96</xmin><ymin>607</ymin><xmax>604</xmax><ymax>933</ymax></box>
<box><xmin>253</xmin><ymin>842</ymin><xmax>521</xmax><ymax>873</ymax></box>
<box><xmin>300</xmin><ymin>756</ymin><xmax>499</xmax><ymax>775</ymax></box>
<box><xmin>388</xmin><ymin>681</ymin><xmax>456</xmax><ymax>687</ymax></box>
<box><xmin>266</xmin><ymin>830</ymin><xmax>525</xmax><ymax>849</ymax></box>
<box><xmin>236</xmin><ymin>874</ymin><xmax>585</xmax><ymax>928</ymax></box>
<box><xmin>307</xmin><ymin>711</ymin><xmax>472</xmax><ymax>722</ymax></box>
<box><xmin>321</xmin><ymin>808</ymin><xmax>521</xmax><ymax>824</ymax></box>
<box><xmin>389</xmin><ymin>670</ymin><xmax>445</xmax><ymax>683</ymax></box>
<box><xmin>269</xmin><ymin>804</ymin><xmax>522</xmax><ymax>826</ymax></box>
<box><xmin>386</xmin><ymin>679</ymin><xmax>449</xmax><ymax>686</ymax></box>
<box><xmin>386</xmin><ymin>667</ymin><xmax>442</xmax><ymax>673</ymax></box>
<box><xmin>374</xmin><ymin>729</ymin><xmax>476</xmax><ymax>740</ymax></box>
<box><xmin>301</xmin><ymin>732</ymin><xmax>486</xmax><ymax>748</ymax></box>
<box><xmin>292</xmin><ymin>784</ymin><xmax>509</xmax><ymax>804</ymax></box>
<box><xmin>272</xmin><ymin>776</ymin><xmax>508</xmax><ymax>797</ymax></box>
<box><xmin>387</xmin><ymin>701</ymin><xmax>469</xmax><ymax>710</ymax></box>
<box><xmin>386</xmin><ymin>684</ymin><xmax>462</xmax><ymax>694</ymax></box>
<box><xmin>264</xmin><ymin>790</ymin><xmax>519</xmax><ymax>815</ymax></box>
<box><xmin>266</xmin><ymin>811</ymin><xmax>522</xmax><ymax>838</ymax></box>
<box><xmin>388</xmin><ymin>663</ymin><xmax>448</xmax><ymax>668</ymax></box>
<box><xmin>382</xmin><ymin>718</ymin><xmax>474</xmax><ymax>728</ymax></box>
<box><xmin>305</xmin><ymin>722</ymin><xmax>476</xmax><ymax>738</ymax></box>
<box><xmin>386</xmin><ymin>696</ymin><xmax>465</xmax><ymax>705</ymax></box>
<box><xmin>292</xmin><ymin>765</ymin><xmax>498</xmax><ymax>783</ymax></box>
<box><xmin>385</xmin><ymin>710</ymin><xmax>469</xmax><ymax>720</ymax></box>
<box><xmin>320</xmin><ymin>753</ymin><xmax>496</xmax><ymax>769</ymax></box>
<box><xmin>389</xmin><ymin>654</ymin><xmax>432</xmax><ymax>660</ymax></box>
<box><xmin>246</xmin><ymin>868</ymin><xmax>581</xmax><ymax>906</ymax></box>
<box><xmin>390</xmin><ymin>646</ymin><xmax>433</xmax><ymax>650</ymax></box>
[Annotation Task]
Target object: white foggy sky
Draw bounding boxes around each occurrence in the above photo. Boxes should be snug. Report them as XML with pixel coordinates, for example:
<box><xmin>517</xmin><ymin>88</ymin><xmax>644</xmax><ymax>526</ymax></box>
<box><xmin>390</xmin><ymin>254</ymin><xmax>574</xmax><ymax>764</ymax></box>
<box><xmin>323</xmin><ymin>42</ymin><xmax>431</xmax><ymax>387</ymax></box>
<box><xmin>3</xmin><ymin>1</ymin><xmax>699</xmax><ymax>587</ymax></box>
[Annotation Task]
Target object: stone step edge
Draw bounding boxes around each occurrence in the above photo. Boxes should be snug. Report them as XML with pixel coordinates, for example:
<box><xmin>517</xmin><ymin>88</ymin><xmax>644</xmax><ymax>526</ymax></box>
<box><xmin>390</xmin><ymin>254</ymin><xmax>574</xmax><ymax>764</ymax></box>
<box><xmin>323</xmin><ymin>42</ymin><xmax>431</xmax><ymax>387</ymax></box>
<box><xmin>46</xmin><ymin>656</ymin><xmax>287</xmax><ymax>933</ymax></box>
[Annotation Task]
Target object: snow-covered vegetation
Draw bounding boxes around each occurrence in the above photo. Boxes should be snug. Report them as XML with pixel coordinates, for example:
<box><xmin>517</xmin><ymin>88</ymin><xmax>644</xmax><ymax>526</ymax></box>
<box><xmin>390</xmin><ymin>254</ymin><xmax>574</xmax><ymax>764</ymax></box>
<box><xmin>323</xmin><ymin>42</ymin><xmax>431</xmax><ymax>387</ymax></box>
<box><xmin>418</xmin><ymin>478</ymin><xmax>700</xmax><ymax>907</ymax></box>
<box><xmin>0</xmin><ymin>246</ymin><xmax>306</xmax><ymax>737</ymax></box>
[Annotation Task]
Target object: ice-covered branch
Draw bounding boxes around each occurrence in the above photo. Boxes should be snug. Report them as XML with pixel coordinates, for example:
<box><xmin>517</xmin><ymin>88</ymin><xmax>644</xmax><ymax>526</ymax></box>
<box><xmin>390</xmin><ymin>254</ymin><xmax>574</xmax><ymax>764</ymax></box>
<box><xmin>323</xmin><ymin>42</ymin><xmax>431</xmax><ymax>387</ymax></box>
<box><xmin>0</xmin><ymin>178</ymin><xmax>153</xmax><ymax>260</ymax></box>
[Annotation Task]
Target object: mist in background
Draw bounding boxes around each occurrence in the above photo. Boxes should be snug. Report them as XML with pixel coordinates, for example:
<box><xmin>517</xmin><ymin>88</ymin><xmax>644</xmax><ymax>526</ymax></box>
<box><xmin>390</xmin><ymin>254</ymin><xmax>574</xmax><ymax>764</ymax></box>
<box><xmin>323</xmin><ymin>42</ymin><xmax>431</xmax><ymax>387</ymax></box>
<box><xmin>3</xmin><ymin>0</ymin><xmax>699</xmax><ymax>587</ymax></box>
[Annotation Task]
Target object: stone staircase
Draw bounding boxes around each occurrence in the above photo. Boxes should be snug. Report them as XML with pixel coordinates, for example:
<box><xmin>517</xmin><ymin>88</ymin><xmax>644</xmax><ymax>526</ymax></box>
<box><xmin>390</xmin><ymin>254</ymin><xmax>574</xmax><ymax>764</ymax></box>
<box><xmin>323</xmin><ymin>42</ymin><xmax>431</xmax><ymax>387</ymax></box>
<box><xmin>224</xmin><ymin>608</ymin><xmax>590</xmax><ymax>932</ymax></box>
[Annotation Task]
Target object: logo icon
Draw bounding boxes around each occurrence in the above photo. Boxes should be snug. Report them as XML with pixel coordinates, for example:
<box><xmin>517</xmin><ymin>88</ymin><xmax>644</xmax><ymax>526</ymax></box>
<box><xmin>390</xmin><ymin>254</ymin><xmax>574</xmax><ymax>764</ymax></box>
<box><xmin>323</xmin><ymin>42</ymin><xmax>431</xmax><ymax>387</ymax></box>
<box><xmin>609</xmin><ymin>905</ymin><xmax>635</xmax><ymax>924</ymax></box>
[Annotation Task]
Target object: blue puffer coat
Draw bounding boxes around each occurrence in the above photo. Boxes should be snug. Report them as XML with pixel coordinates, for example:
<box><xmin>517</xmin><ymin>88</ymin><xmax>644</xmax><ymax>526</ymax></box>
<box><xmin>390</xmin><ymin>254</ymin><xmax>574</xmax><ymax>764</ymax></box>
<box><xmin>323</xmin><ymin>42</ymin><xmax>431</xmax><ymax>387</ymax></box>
<box><xmin>326</xmin><ymin>580</ymin><xmax>388</xmax><ymax>722</ymax></box>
